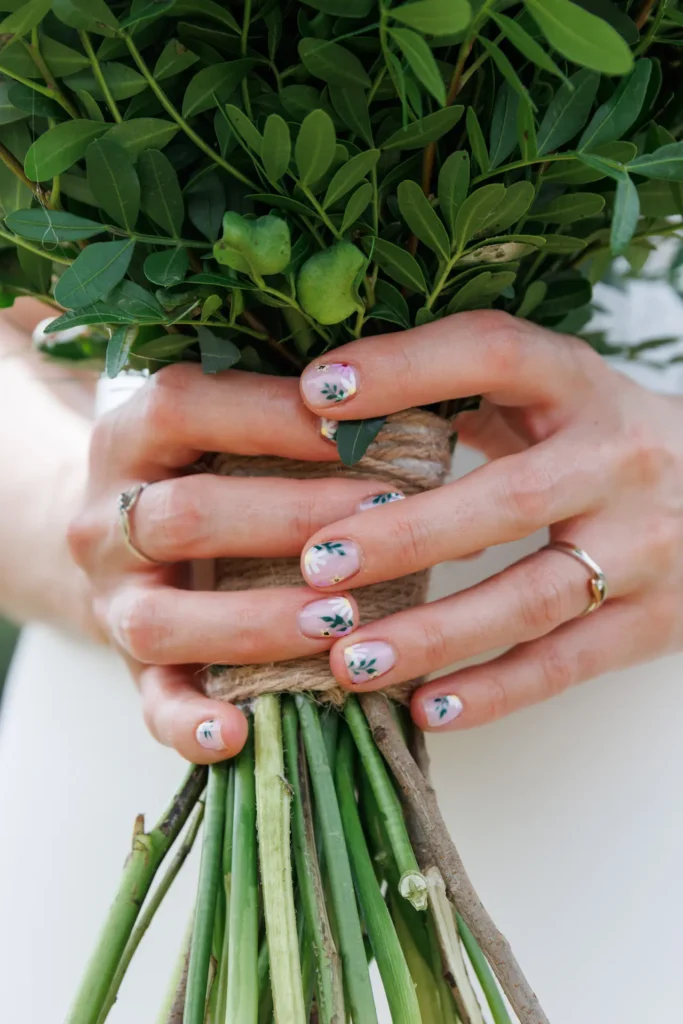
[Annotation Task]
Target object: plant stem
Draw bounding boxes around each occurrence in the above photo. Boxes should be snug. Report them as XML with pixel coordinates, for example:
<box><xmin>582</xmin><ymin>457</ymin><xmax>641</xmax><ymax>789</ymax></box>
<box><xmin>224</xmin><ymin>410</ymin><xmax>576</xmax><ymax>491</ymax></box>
<box><xmin>295</xmin><ymin>695</ymin><xmax>378</xmax><ymax>1024</ymax></box>
<box><xmin>96</xmin><ymin>803</ymin><xmax>205</xmax><ymax>1023</ymax></box>
<box><xmin>282</xmin><ymin>700</ymin><xmax>345</xmax><ymax>1024</ymax></box>
<box><xmin>425</xmin><ymin>866</ymin><xmax>486</xmax><ymax>1024</ymax></box>
<box><xmin>390</xmin><ymin>892</ymin><xmax>450</xmax><ymax>1024</ymax></box>
<box><xmin>472</xmin><ymin>152</ymin><xmax>574</xmax><ymax>184</ymax></box>
<box><xmin>257</xmin><ymin>940</ymin><xmax>273</xmax><ymax>1024</ymax></box>
<box><xmin>226</xmin><ymin>729</ymin><xmax>259</xmax><ymax>1024</ymax></box>
<box><xmin>67</xmin><ymin>765</ymin><xmax>207</xmax><ymax>1024</ymax></box>
<box><xmin>213</xmin><ymin>767</ymin><xmax>235</xmax><ymax>1024</ymax></box>
<box><xmin>458</xmin><ymin>915</ymin><xmax>513</xmax><ymax>1024</ymax></box>
<box><xmin>79</xmin><ymin>32</ymin><xmax>122</xmax><ymax>123</ymax></box>
<box><xmin>158</xmin><ymin>914</ymin><xmax>194</xmax><ymax>1024</ymax></box>
<box><xmin>254</xmin><ymin>694</ymin><xmax>306</xmax><ymax>1024</ymax></box>
<box><xmin>185</xmin><ymin>764</ymin><xmax>229</xmax><ymax>1024</ymax></box>
<box><xmin>0</xmin><ymin>227</ymin><xmax>72</xmax><ymax>266</ymax></box>
<box><xmin>335</xmin><ymin>729</ymin><xmax>422</xmax><ymax>1024</ymax></box>
<box><xmin>25</xmin><ymin>30</ymin><xmax>80</xmax><ymax>118</ymax></box>
<box><xmin>123</xmin><ymin>35</ymin><xmax>256</xmax><ymax>189</ymax></box>
<box><xmin>241</xmin><ymin>0</ymin><xmax>253</xmax><ymax>119</ymax></box>
<box><xmin>0</xmin><ymin>143</ymin><xmax>45</xmax><ymax>202</ymax></box>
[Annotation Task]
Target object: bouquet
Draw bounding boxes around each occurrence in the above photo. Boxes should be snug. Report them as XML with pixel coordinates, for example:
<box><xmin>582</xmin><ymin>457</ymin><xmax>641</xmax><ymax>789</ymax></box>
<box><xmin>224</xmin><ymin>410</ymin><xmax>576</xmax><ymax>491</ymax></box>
<box><xmin>1</xmin><ymin>0</ymin><xmax>681</xmax><ymax>1021</ymax></box>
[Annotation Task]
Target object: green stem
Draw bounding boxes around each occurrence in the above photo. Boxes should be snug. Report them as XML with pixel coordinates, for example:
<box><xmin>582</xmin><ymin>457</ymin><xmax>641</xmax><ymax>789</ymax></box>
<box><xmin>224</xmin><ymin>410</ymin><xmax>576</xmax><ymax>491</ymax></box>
<box><xmin>185</xmin><ymin>764</ymin><xmax>229</xmax><ymax>1024</ymax></box>
<box><xmin>0</xmin><ymin>142</ymin><xmax>44</xmax><ymax>201</ymax></box>
<box><xmin>226</xmin><ymin>730</ymin><xmax>259</xmax><ymax>1024</ymax></box>
<box><xmin>254</xmin><ymin>695</ymin><xmax>306</xmax><ymax>1024</ymax></box>
<box><xmin>25</xmin><ymin>30</ymin><xmax>80</xmax><ymax>118</ymax></box>
<box><xmin>256</xmin><ymin>940</ymin><xmax>273</xmax><ymax>1024</ymax></box>
<box><xmin>336</xmin><ymin>729</ymin><xmax>422</xmax><ymax>1024</ymax></box>
<box><xmin>157</xmin><ymin>913</ymin><xmax>194</xmax><ymax>1024</ymax></box>
<box><xmin>472</xmin><ymin>152</ymin><xmax>574</xmax><ymax>184</ymax></box>
<box><xmin>66</xmin><ymin>765</ymin><xmax>207</xmax><ymax>1024</ymax></box>
<box><xmin>458</xmin><ymin>915</ymin><xmax>513</xmax><ymax>1024</ymax></box>
<box><xmin>390</xmin><ymin>893</ymin><xmax>452</xmax><ymax>1024</ymax></box>
<box><xmin>241</xmin><ymin>0</ymin><xmax>253</xmax><ymax>119</ymax></box>
<box><xmin>79</xmin><ymin>32</ymin><xmax>122</xmax><ymax>123</ymax></box>
<box><xmin>96</xmin><ymin>803</ymin><xmax>205</xmax><ymax>1024</ymax></box>
<box><xmin>0</xmin><ymin>227</ymin><xmax>72</xmax><ymax>266</ymax></box>
<box><xmin>299</xmin><ymin>184</ymin><xmax>343</xmax><ymax>240</ymax></box>
<box><xmin>0</xmin><ymin>63</ymin><xmax>60</xmax><ymax>102</ymax></box>
<box><xmin>123</xmin><ymin>34</ymin><xmax>256</xmax><ymax>189</ymax></box>
<box><xmin>295</xmin><ymin>695</ymin><xmax>378</xmax><ymax>1024</ymax></box>
<box><xmin>213</xmin><ymin>768</ymin><xmax>235</xmax><ymax>1024</ymax></box>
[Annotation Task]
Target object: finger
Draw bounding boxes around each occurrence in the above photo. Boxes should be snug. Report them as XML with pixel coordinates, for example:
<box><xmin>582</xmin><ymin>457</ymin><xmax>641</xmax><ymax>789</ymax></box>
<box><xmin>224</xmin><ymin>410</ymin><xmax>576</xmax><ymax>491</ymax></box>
<box><xmin>454</xmin><ymin>399</ymin><xmax>529</xmax><ymax>460</ymax></box>
<box><xmin>299</xmin><ymin>311</ymin><xmax>601</xmax><ymax>421</ymax></box>
<box><xmin>92</xmin><ymin>363</ymin><xmax>338</xmax><ymax>481</ymax></box>
<box><xmin>409</xmin><ymin>592</ymin><xmax>674</xmax><ymax>731</ymax></box>
<box><xmin>105</xmin><ymin>585</ymin><xmax>359</xmax><ymax>665</ymax></box>
<box><xmin>138</xmin><ymin>665</ymin><xmax>248</xmax><ymax>764</ymax></box>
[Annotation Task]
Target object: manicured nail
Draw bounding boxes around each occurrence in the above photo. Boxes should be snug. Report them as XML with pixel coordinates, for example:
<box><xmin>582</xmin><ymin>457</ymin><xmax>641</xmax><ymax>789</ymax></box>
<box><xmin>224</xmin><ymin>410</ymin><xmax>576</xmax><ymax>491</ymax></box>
<box><xmin>303</xmin><ymin>539</ymin><xmax>361</xmax><ymax>587</ymax></box>
<box><xmin>423</xmin><ymin>695</ymin><xmax>463</xmax><ymax>728</ymax></box>
<box><xmin>298</xmin><ymin>597</ymin><xmax>355</xmax><ymax>638</ymax></box>
<box><xmin>302</xmin><ymin>362</ymin><xmax>358</xmax><ymax>407</ymax></box>
<box><xmin>344</xmin><ymin>641</ymin><xmax>396</xmax><ymax>684</ymax></box>
<box><xmin>320</xmin><ymin>417</ymin><xmax>338</xmax><ymax>443</ymax></box>
<box><xmin>196</xmin><ymin>719</ymin><xmax>227</xmax><ymax>751</ymax></box>
<box><xmin>358</xmin><ymin>491</ymin><xmax>405</xmax><ymax>512</ymax></box>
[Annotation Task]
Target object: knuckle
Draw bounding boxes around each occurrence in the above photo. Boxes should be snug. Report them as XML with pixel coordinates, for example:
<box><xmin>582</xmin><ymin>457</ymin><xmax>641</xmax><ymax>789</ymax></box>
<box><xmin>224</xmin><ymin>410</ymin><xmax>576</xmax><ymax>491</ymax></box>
<box><xmin>391</xmin><ymin>514</ymin><xmax>432</xmax><ymax>567</ymax></box>
<box><xmin>484</xmin><ymin>674</ymin><xmax>511</xmax><ymax>722</ymax></box>
<box><xmin>640</xmin><ymin>515</ymin><xmax>681</xmax><ymax>578</ymax></box>
<box><xmin>66</xmin><ymin>507</ymin><xmax>97</xmax><ymax>569</ymax></box>
<box><xmin>498</xmin><ymin>458</ymin><xmax>556</xmax><ymax>534</ymax></box>
<box><xmin>480</xmin><ymin>311</ymin><xmax>525</xmax><ymax>376</ymax></box>
<box><xmin>153</xmin><ymin>477</ymin><xmax>207</xmax><ymax>554</ymax></box>
<box><xmin>538</xmin><ymin>643</ymin><xmax>575</xmax><ymax>699</ymax></box>
<box><xmin>140</xmin><ymin>365</ymin><xmax>194</xmax><ymax>439</ymax></box>
<box><xmin>515</xmin><ymin>563</ymin><xmax>568</xmax><ymax>635</ymax></box>
<box><xmin>620</xmin><ymin>421</ymin><xmax>676</xmax><ymax>488</ymax></box>
<box><xmin>112</xmin><ymin>590</ymin><xmax>169</xmax><ymax>663</ymax></box>
<box><xmin>289</xmin><ymin>494</ymin><xmax>315</xmax><ymax>547</ymax></box>
<box><xmin>418</xmin><ymin>619</ymin><xmax>451</xmax><ymax>671</ymax></box>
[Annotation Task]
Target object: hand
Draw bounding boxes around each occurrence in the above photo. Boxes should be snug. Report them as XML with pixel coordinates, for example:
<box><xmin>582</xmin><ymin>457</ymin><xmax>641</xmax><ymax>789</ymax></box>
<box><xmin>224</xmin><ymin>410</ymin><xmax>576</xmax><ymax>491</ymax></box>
<box><xmin>297</xmin><ymin>311</ymin><xmax>683</xmax><ymax>731</ymax></box>
<box><xmin>67</xmin><ymin>363</ymin><xmax>388</xmax><ymax>763</ymax></box>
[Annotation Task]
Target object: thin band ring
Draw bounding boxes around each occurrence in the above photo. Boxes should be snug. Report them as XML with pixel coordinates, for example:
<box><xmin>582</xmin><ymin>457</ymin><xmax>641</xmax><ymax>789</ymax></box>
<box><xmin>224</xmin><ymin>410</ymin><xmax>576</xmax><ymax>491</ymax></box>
<box><xmin>545</xmin><ymin>540</ymin><xmax>608</xmax><ymax>616</ymax></box>
<box><xmin>117</xmin><ymin>483</ymin><xmax>162</xmax><ymax>565</ymax></box>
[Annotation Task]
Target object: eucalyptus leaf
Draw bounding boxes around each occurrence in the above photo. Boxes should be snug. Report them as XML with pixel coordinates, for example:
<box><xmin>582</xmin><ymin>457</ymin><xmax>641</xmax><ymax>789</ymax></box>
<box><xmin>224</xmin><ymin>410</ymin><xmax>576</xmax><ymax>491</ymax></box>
<box><xmin>364</xmin><ymin>236</ymin><xmax>427</xmax><ymax>293</ymax></box>
<box><xmin>628</xmin><ymin>142</ymin><xmax>683</xmax><ymax>181</ymax></box>
<box><xmin>397</xmin><ymin>180</ymin><xmax>450</xmax><ymax>259</ymax></box>
<box><xmin>262</xmin><ymin>114</ymin><xmax>291</xmax><ymax>185</ymax></box>
<box><xmin>453</xmin><ymin>184</ymin><xmax>506</xmax><ymax>251</ymax></box>
<box><xmin>534</xmin><ymin>192</ymin><xmax>605</xmax><ymax>223</ymax></box>
<box><xmin>52</xmin><ymin>0</ymin><xmax>119</xmax><ymax>34</ymax></box>
<box><xmin>611</xmin><ymin>175</ymin><xmax>639</xmax><ymax>256</ymax></box>
<box><xmin>329</xmin><ymin>84</ymin><xmax>373</xmax><ymax>147</ymax></box>
<box><xmin>105</xmin><ymin>119</ymin><xmax>179</xmax><ymax>158</ymax></box>
<box><xmin>24</xmin><ymin>120</ymin><xmax>108</xmax><ymax>181</ymax></box>
<box><xmin>300</xmin><ymin>0</ymin><xmax>374</xmax><ymax>16</ymax></box>
<box><xmin>438</xmin><ymin>150</ymin><xmax>470</xmax><ymax>239</ymax></box>
<box><xmin>323</xmin><ymin>150</ymin><xmax>380</xmax><ymax>210</ymax></box>
<box><xmin>524</xmin><ymin>0</ymin><xmax>633</xmax><ymax>75</ymax></box>
<box><xmin>491</xmin><ymin>12</ymin><xmax>567</xmax><ymax>82</ymax></box>
<box><xmin>390</xmin><ymin>28</ymin><xmax>447</xmax><ymax>107</ymax></box>
<box><xmin>144</xmin><ymin>246</ymin><xmax>189</xmax><ymax>287</ymax></box>
<box><xmin>340</xmin><ymin>182</ymin><xmax>374</xmax><ymax>234</ymax></box>
<box><xmin>489</xmin><ymin>84</ymin><xmax>520</xmax><ymax>170</ymax></box>
<box><xmin>5</xmin><ymin>207</ymin><xmax>104</xmax><ymax>242</ymax></box>
<box><xmin>86</xmin><ymin>138</ymin><xmax>140</xmax><ymax>232</ymax></box>
<box><xmin>466</xmin><ymin>107</ymin><xmax>489</xmax><ymax>174</ymax></box>
<box><xmin>380</xmin><ymin>106</ymin><xmax>463</xmax><ymax>150</ymax></box>
<box><xmin>370</xmin><ymin>280</ymin><xmax>410</xmax><ymax>329</ymax></box>
<box><xmin>390</xmin><ymin>0</ymin><xmax>471</xmax><ymax>35</ymax></box>
<box><xmin>53</xmin><ymin>239</ymin><xmax>136</xmax><ymax>308</ymax></box>
<box><xmin>154</xmin><ymin>40</ymin><xmax>199</xmax><ymax>82</ymax></box>
<box><xmin>336</xmin><ymin>417</ymin><xmax>387</xmax><ymax>466</ymax></box>
<box><xmin>578</xmin><ymin>59</ymin><xmax>652</xmax><ymax>151</ymax></box>
<box><xmin>447</xmin><ymin>270</ymin><xmax>517</xmax><ymax>314</ymax></box>
<box><xmin>182</xmin><ymin>61</ymin><xmax>253</xmax><ymax>119</ymax></box>
<box><xmin>537</xmin><ymin>69</ymin><xmax>600</xmax><ymax>156</ymax></box>
<box><xmin>197</xmin><ymin>325</ymin><xmax>241</xmax><ymax>373</ymax></box>
<box><xmin>138</xmin><ymin>149</ymin><xmax>185</xmax><ymax>237</ymax></box>
<box><xmin>298</xmin><ymin>38</ymin><xmax>372</xmax><ymax>91</ymax></box>
<box><xmin>0</xmin><ymin>82</ymin><xmax>29</xmax><ymax>125</ymax></box>
<box><xmin>224</xmin><ymin>104</ymin><xmax>263</xmax><ymax>156</ymax></box>
<box><xmin>186</xmin><ymin>173</ymin><xmax>225</xmax><ymax>241</ymax></box>
<box><xmin>296</xmin><ymin>109</ymin><xmax>336</xmax><ymax>187</ymax></box>
<box><xmin>480</xmin><ymin>39</ymin><xmax>532</xmax><ymax>107</ymax></box>
<box><xmin>105</xmin><ymin>325</ymin><xmax>137</xmax><ymax>378</ymax></box>
<box><xmin>65</xmin><ymin>63</ymin><xmax>147</xmax><ymax>102</ymax></box>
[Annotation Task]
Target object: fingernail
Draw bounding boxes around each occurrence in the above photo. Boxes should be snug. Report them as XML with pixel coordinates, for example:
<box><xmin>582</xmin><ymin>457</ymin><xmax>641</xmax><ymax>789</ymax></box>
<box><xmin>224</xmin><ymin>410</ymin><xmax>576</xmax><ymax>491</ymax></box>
<box><xmin>303</xmin><ymin>539</ymin><xmax>361</xmax><ymax>587</ymax></box>
<box><xmin>344</xmin><ymin>641</ymin><xmax>396</xmax><ymax>684</ymax></box>
<box><xmin>358</xmin><ymin>491</ymin><xmax>405</xmax><ymax>512</ymax></box>
<box><xmin>196</xmin><ymin>719</ymin><xmax>227</xmax><ymax>751</ymax></box>
<box><xmin>302</xmin><ymin>362</ymin><xmax>358</xmax><ymax>407</ymax></box>
<box><xmin>423</xmin><ymin>695</ymin><xmax>463</xmax><ymax>728</ymax></box>
<box><xmin>320</xmin><ymin>417</ymin><xmax>338</xmax><ymax>443</ymax></box>
<box><xmin>298</xmin><ymin>597</ymin><xmax>355</xmax><ymax>638</ymax></box>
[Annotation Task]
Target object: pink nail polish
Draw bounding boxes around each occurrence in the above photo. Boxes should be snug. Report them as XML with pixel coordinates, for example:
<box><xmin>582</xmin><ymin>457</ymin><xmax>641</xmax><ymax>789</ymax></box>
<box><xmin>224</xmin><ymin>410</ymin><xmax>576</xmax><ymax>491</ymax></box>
<box><xmin>303</xmin><ymin>539</ymin><xmax>361</xmax><ymax>587</ymax></box>
<box><xmin>357</xmin><ymin>491</ymin><xmax>405</xmax><ymax>512</ymax></box>
<box><xmin>298</xmin><ymin>597</ymin><xmax>355</xmax><ymax>638</ymax></box>
<box><xmin>320</xmin><ymin>417</ymin><xmax>339</xmax><ymax>443</ymax></box>
<box><xmin>423</xmin><ymin>695</ymin><xmax>463</xmax><ymax>727</ymax></box>
<box><xmin>302</xmin><ymin>363</ymin><xmax>358</xmax><ymax>407</ymax></box>
<box><xmin>343</xmin><ymin>641</ymin><xmax>396</xmax><ymax>684</ymax></box>
<box><xmin>196</xmin><ymin>719</ymin><xmax>227</xmax><ymax>751</ymax></box>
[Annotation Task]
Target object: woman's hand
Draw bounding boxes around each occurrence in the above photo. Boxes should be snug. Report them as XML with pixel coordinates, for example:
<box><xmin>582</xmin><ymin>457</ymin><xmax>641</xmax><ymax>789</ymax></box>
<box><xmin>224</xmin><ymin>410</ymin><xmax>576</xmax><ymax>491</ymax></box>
<box><xmin>298</xmin><ymin>311</ymin><xmax>683</xmax><ymax>731</ymax></box>
<box><xmin>68</xmin><ymin>362</ymin><xmax>389</xmax><ymax>763</ymax></box>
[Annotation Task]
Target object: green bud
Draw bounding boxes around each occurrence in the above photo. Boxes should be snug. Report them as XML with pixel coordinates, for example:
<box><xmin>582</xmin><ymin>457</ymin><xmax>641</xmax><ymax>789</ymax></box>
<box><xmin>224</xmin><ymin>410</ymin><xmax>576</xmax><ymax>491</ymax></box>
<box><xmin>214</xmin><ymin>212</ymin><xmax>291</xmax><ymax>277</ymax></box>
<box><xmin>297</xmin><ymin>242</ymin><xmax>365</xmax><ymax>325</ymax></box>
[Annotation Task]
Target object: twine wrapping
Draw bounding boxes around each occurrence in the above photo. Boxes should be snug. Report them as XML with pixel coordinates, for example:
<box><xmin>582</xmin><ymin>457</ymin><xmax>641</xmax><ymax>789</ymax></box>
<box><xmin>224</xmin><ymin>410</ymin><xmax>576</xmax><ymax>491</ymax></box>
<box><xmin>201</xmin><ymin>409</ymin><xmax>453</xmax><ymax>706</ymax></box>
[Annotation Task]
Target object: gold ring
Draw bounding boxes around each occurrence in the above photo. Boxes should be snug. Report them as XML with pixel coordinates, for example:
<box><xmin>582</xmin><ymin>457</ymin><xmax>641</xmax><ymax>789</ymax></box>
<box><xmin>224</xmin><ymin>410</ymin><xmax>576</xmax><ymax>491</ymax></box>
<box><xmin>545</xmin><ymin>541</ymin><xmax>607</xmax><ymax>616</ymax></box>
<box><xmin>117</xmin><ymin>483</ymin><xmax>161</xmax><ymax>565</ymax></box>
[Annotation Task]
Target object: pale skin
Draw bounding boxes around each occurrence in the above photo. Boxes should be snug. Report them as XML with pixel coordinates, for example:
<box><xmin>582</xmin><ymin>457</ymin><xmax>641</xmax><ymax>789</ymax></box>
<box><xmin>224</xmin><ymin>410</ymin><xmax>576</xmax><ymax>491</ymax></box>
<box><xmin>3</xmin><ymin>302</ymin><xmax>683</xmax><ymax>763</ymax></box>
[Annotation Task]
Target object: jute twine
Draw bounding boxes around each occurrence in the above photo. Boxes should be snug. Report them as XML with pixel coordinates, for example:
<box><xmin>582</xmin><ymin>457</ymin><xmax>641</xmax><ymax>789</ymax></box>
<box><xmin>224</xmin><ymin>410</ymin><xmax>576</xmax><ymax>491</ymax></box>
<box><xmin>201</xmin><ymin>409</ymin><xmax>452</xmax><ymax>706</ymax></box>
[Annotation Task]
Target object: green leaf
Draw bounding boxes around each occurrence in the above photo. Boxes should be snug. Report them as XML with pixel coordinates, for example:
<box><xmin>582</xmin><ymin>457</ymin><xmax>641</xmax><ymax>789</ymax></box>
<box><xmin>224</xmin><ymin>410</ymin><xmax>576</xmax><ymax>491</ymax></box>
<box><xmin>524</xmin><ymin>0</ymin><xmax>633</xmax><ymax>75</ymax></box>
<box><xmin>24</xmin><ymin>120</ymin><xmax>108</xmax><ymax>181</ymax></box>
<box><xmin>579</xmin><ymin>60</ymin><xmax>652</xmax><ymax>151</ymax></box>
<box><xmin>76</xmin><ymin>89</ymin><xmax>103</xmax><ymax>121</ymax></box>
<box><xmin>535</xmin><ymin>192</ymin><xmax>605</xmax><ymax>223</ymax></box>
<box><xmin>224</xmin><ymin>104</ymin><xmax>262</xmax><ymax>157</ymax></box>
<box><xmin>296</xmin><ymin>109</ymin><xmax>336</xmax><ymax>187</ymax></box>
<box><xmin>340</xmin><ymin>182</ymin><xmax>374</xmax><ymax>233</ymax></box>
<box><xmin>0</xmin><ymin>81</ymin><xmax>27</xmax><ymax>125</ymax></box>
<box><xmin>365</xmin><ymin>236</ymin><xmax>427</xmax><ymax>293</ymax></box>
<box><xmin>105</xmin><ymin>119</ymin><xmax>179</xmax><ymax>158</ymax></box>
<box><xmin>5</xmin><ymin>207</ymin><xmax>104</xmax><ymax>242</ymax></box>
<box><xmin>574</xmin><ymin>151</ymin><xmax>627</xmax><ymax>182</ymax></box>
<box><xmin>381</xmin><ymin>106</ymin><xmax>463</xmax><ymax>150</ymax></box>
<box><xmin>517</xmin><ymin>95</ymin><xmax>537</xmax><ymax>162</ymax></box>
<box><xmin>40</xmin><ymin>36</ymin><xmax>90</xmax><ymax>76</ymax></box>
<box><xmin>197</xmin><ymin>325</ymin><xmax>241</xmax><ymax>373</ymax></box>
<box><xmin>466</xmin><ymin>107</ymin><xmax>489</xmax><ymax>174</ymax></box>
<box><xmin>17</xmin><ymin>244</ymin><xmax>51</xmax><ymax>294</ymax></box>
<box><xmin>323</xmin><ymin>150</ymin><xmax>380</xmax><ymax>209</ymax></box>
<box><xmin>52</xmin><ymin>0</ymin><xmax>119</xmax><ymax>34</ymax></box>
<box><xmin>483</xmin><ymin>180</ymin><xmax>536</xmax><ymax>234</ymax></box>
<box><xmin>298</xmin><ymin>38</ymin><xmax>371</xmax><ymax>91</ymax></box>
<box><xmin>154</xmin><ymin>39</ymin><xmax>199</xmax><ymax>82</ymax></box>
<box><xmin>118</xmin><ymin>0</ymin><xmax>175</xmax><ymax>29</ymax></box>
<box><xmin>390</xmin><ymin>28</ymin><xmax>446</xmax><ymax>107</ymax></box>
<box><xmin>628</xmin><ymin>142</ymin><xmax>683</xmax><ymax>181</ymax></box>
<box><xmin>438</xmin><ymin>150</ymin><xmax>470</xmax><ymax>239</ymax></box>
<box><xmin>336</xmin><ymin>417</ymin><xmax>387</xmax><ymax>466</ymax></box>
<box><xmin>370</xmin><ymin>280</ymin><xmax>410</xmax><ymax>329</ymax></box>
<box><xmin>540</xmin><ymin>235</ymin><xmax>588</xmax><ymax>253</ymax></box>
<box><xmin>611</xmin><ymin>175</ymin><xmax>639</xmax><ymax>256</ymax></box>
<box><xmin>300</xmin><ymin>0</ymin><xmax>374</xmax><ymax>16</ymax></box>
<box><xmin>547</xmin><ymin>140</ymin><xmax>637</xmax><ymax>183</ymax></box>
<box><xmin>480</xmin><ymin>39</ymin><xmax>532</xmax><ymax>107</ymax></box>
<box><xmin>397</xmin><ymin>180</ymin><xmax>450</xmax><ymax>259</ymax></box>
<box><xmin>491</xmin><ymin>12</ymin><xmax>567</xmax><ymax>82</ymax></box>
<box><xmin>453</xmin><ymin>183</ymin><xmax>506</xmax><ymax>250</ymax></box>
<box><xmin>0</xmin><ymin>0</ymin><xmax>51</xmax><ymax>44</ymax></box>
<box><xmin>7</xmin><ymin>83</ymin><xmax>62</xmax><ymax>117</ymax></box>
<box><xmin>46</xmin><ymin>307</ymin><xmax>137</xmax><ymax>330</ymax></box>
<box><xmin>571</xmin><ymin>0</ymin><xmax>638</xmax><ymax>44</ymax></box>
<box><xmin>262</xmin><ymin>114</ymin><xmax>291</xmax><ymax>185</ymax></box>
<box><xmin>517</xmin><ymin>279</ymin><xmax>548</xmax><ymax>318</ymax></box>
<box><xmin>390</xmin><ymin>0</ymin><xmax>471</xmax><ymax>35</ymax></box>
<box><xmin>65</xmin><ymin>63</ymin><xmax>147</xmax><ymax>102</ymax></box>
<box><xmin>329</xmin><ymin>85</ymin><xmax>373</xmax><ymax>148</ymax></box>
<box><xmin>106</xmin><ymin>325</ymin><xmax>137</xmax><ymax>378</ymax></box>
<box><xmin>144</xmin><ymin>247</ymin><xmax>189</xmax><ymax>287</ymax></box>
<box><xmin>446</xmin><ymin>270</ymin><xmax>517</xmax><ymax>314</ymax></box>
<box><xmin>53</xmin><ymin>239</ymin><xmax>135</xmax><ymax>308</ymax></box>
<box><xmin>138</xmin><ymin>149</ymin><xmax>185</xmax><ymax>237</ymax></box>
<box><xmin>109</xmin><ymin>280</ymin><xmax>165</xmax><ymax>321</ymax></box>
<box><xmin>249</xmin><ymin>193</ymin><xmax>320</xmax><ymax>219</ymax></box>
<box><xmin>489</xmin><ymin>84</ymin><xmax>520</xmax><ymax>170</ymax></box>
<box><xmin>182</xmin><ymin>60</ymin><xmax>253</xmax><ymax>119</ymax></box>
<box><xmin>171</xmin><ymin>0</ymin><xmax>241</xmax><ymax>32</ymax></box>
<box><xmin>537</xmin><ymin>68</ymin><xmax>600</xmax><ymax>156</ymax></box>
<box><xmin>86</xmin><ymin>139</ymin><xmax>140</xmax><ymax>232</ymax></box>
<box><xmin>0</xmin><ymin>158</ymin><xmax>32</xmax><ymax>217</ymax></box>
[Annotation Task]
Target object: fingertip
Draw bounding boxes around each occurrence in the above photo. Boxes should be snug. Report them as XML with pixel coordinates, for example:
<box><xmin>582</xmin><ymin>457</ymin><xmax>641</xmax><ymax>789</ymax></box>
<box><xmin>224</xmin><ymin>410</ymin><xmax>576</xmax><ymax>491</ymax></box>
<box><xmin>410</xmin><ymin>687</ymin><xmax>465</xmax><ymax>732</ymax></box>
<box><xmin>193</xmin><ymin>705</ymin><xmax>249</xmax><ymax>763</ymax></box>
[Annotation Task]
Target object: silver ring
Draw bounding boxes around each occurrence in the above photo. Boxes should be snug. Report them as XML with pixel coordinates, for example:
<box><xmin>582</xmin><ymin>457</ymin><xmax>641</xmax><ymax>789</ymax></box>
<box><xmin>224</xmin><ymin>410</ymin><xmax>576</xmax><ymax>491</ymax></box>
<box><xmin>117</xmin><ymin>483</ymin><xmax>161</xmax><ymax>565</ymax></box>
<box><xmin>545</xmin><ymin>541</ymin><xmax>607</xmax><ymax>616</ymax></box>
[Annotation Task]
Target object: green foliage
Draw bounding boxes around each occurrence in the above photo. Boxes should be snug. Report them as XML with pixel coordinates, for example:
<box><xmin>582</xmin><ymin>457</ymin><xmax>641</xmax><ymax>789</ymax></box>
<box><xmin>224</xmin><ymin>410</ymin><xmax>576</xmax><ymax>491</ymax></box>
<box><xmin>0</xmin><ymin>0</ymin><xmax>680</xmax><ymax>463</ymax></box>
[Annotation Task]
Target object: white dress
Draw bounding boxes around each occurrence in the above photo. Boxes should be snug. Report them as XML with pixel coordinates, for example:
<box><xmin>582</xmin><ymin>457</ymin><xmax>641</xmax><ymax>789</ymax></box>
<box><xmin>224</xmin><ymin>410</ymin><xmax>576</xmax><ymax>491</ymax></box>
<box><xmin>1</xmin><ymin>276</ymin><xmax>683</xmax><ymax>1023</ymax></box>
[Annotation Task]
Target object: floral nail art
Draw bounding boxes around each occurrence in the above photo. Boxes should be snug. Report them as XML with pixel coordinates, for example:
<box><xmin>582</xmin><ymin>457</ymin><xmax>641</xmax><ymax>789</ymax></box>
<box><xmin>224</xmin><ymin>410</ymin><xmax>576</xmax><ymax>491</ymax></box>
<box><xmin>303</xmin><ymin>539</ymin><xmax>361</xmax><ymax>587</ymax></box>
<box><xmin>320</xmin><ymin>418</ymin><xmax>339</xmax><ymax>443</ymax></box>
<box><xmin>196</xmin><ymin>719</ymin><xmax>226</xmax><ymax>751</ymax></box>
<box><xmin>343</xmin><ymin>642</ymin><xmax>396</xmax><ymax>684</ymax></box>
<box><xmin>358</xmin><ymin>491</ymin><xmax>405</xmax><ymax>512</ymax></box>
<box><xmin>423</xmin><ymin>695</ymin><xmax>463</xmax><ymax>728</ymax></box>
<box><xmin>302</xmin><ymin>363</ymin><xmax>358</xmax><ymax>407</ymax></box>
<box><xmin>298</xmin><ymin>597</ymin><xmax>355</xmax><ymax>638</ymax></box>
